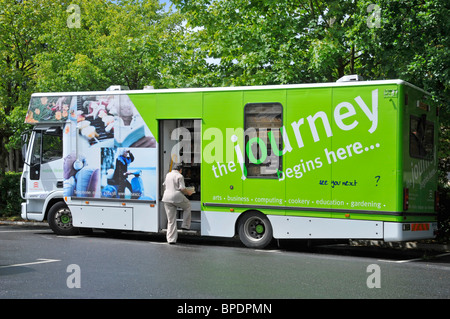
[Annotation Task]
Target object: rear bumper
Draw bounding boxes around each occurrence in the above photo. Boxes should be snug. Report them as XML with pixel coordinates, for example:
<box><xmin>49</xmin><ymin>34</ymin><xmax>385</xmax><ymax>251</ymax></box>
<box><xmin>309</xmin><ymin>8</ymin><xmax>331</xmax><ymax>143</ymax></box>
<box><xmin>384</xmin><ymin>222</ymin><xmax>438</xmax><ymax>242</ymax></box>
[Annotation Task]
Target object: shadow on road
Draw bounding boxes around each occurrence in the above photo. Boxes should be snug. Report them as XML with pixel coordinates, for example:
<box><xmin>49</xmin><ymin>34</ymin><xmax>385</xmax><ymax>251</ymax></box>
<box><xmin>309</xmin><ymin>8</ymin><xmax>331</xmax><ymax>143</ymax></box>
<box><xmin>3</xmin><ymin>223</ymin><xmax>449</xmax><ymax>263</ymax></box>
<box><xmin>83</xmin><ymin>228</ymin><xmax>450</xmax><ymax>263</ymax></box>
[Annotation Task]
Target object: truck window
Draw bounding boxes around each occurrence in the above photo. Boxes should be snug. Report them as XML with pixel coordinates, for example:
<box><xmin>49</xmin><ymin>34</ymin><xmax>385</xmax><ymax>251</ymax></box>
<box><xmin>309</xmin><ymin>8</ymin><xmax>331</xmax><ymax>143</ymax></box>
<box><xmin>244</xmin><ymin>103</ymin><xmax>283</xmax><ymax>178</ymax></box>
<box><xmin>42</xmin><ymin>132</ymin><xmax>63</xmax><ymax>163</ymax></box>
<box><xmin>30</xmin><ymin>131</ymin><xmax>42</xmax><ymax>166</ymax></box>
<box><xmin>31</xmin><ymin>129</ymin><xmax>63</xmax><ymax>165</ymax></box>
<box><xmin>410</xmin><ymin>115</ymin><xmax>434</xmax><ymax>160</ymax></box>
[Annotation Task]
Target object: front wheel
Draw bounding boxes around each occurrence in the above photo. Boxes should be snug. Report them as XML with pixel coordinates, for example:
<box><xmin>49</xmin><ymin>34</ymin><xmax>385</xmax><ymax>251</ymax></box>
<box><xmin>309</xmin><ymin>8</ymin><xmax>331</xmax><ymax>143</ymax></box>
<box><xmin>238</xmin><ymin>211</ymin><xmax>273</xmax><ymax>249</ymax></box>
<box><xmin>48</xmin><ymin>202</ymin><xmax>78</xmax><ymax>236</ymax></box>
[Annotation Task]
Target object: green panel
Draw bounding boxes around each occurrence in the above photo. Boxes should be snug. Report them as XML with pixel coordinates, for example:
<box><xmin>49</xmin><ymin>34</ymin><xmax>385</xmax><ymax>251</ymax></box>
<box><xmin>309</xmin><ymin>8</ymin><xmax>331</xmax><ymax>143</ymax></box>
<box><xmin>156</xmin><ymin>92</ymin><xmax>203</xmax><ymax>119</ymax></box>
<box><xmin>241</xmin><ymin>89</ymin><xmax>287</xmax><ymax>215</ymax></box>
<box><xmin>200</xmin><ymin>85</ymin><xmax>407</xmax><ymax>220</ymax></box>
<box><xmin>129</xmin><ymin>82</ymin><xmax>437</xmax><ymax>224</ymax></box>
<box><xmin>330</xmin><ymin>85</ymin><xmax>400</xmax><ymax>215</ymax></box>
<box><xmin>402</xmin><ymin>84</ymin><xmax>438</xmax><ymax>215</ymax></box>
<box><xmin>284</xmin><ymin>87</ymin><xmax>332</xmax><ymax>217</ymax></box>
<box><xmin>201</xmin><ymin>91</ymin><xmax>245</xmax><ymax>206</ymax></box>
<box><xmin>128</xmin><ymin>93</ymin><xmax>158</xmax><ymax>142</ymax></box>
<box><xmin>242</xmin><ymin>89</ymin><xmax>287</xmax><ymax>105</ymax></box>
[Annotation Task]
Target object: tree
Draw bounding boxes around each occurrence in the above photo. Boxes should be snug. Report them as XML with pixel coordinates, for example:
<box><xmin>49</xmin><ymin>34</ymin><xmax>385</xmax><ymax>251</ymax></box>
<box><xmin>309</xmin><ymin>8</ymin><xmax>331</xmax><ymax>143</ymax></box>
<box><xmin>0</xmin><ymin>0</ymin><xmax>178</xmax><ymax>171</ymax></box>
<box><xmin>34</xmin><ymin>0</ymin><xmax>174</xmax><ymax>92</ymax></box>
<box><xmin>170</xmin><ymin>0</ymin><xmax>448</xmax><ymax>93</ymax></box>
<box><xmin>0</xmin><ymin>0</ymin><xmax>53</xmax><ymax>171</ymax></box>
<box><xmin>169</xmin><ymin>0</ymin><xmax>377</xmax><ymax>85</ymax></box>
<box><xmin>362</xmin><ymin>0</ymin><xmax>450</xmax><ymax>185</ymax></box>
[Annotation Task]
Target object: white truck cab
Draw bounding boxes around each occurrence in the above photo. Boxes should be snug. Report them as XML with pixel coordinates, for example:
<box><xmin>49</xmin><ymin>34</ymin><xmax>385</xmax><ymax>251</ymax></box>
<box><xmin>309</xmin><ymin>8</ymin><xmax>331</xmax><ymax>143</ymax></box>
<box><xmin>20</xmin><ymin>125</ymin><xmax>75</xmax><ymax>234</ymax></box>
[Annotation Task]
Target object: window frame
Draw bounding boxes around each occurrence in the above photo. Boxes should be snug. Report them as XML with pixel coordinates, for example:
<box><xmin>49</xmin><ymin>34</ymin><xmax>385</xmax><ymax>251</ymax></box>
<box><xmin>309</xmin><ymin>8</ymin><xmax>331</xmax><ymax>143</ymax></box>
<box><xmin>409</xmin><ymin>114</ymin><xmax>434</xmax><ymax>160</ymax></box>
<box><xmin>41</xmin><ymin>131</ymin><xmax>63</xmax><ymax>164</ymax></box>
<box><xmin>31</xmin><ymin>127</ymin><xmax>63</xmax><ymax>166</ymax></box>
<box><xmin>243</xmin><ymin>102</ymin><xmax>283</xmax><ymax>179</ymax></box>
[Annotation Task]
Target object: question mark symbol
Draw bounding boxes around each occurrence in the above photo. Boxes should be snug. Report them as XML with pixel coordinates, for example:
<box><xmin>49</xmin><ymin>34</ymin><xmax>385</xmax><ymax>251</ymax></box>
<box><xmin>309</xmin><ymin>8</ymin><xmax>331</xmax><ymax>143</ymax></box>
<box><xmin>375</xmin><ymin>176</ymin><xmax>381</xmax><ymax>186</ymax></box>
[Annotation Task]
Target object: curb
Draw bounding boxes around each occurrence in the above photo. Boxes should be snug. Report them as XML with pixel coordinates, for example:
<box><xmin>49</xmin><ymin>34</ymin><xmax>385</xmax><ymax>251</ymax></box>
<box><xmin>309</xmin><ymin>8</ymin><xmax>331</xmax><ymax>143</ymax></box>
<box><xmin>0</xmin><ymin>220</ymin><xmax>47</xmax><ymax>227</ymax></box>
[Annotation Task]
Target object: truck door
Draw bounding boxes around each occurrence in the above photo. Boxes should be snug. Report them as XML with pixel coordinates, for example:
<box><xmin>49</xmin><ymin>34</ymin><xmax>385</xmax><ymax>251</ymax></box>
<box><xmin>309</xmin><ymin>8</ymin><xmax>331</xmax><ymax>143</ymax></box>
<box><xmin>158</xmin><ymin>119</ymin><xmax>201</xmax><ymax>231</ymax></box>
<box><xmin>23</xmin><ymin>126</ymin><xmax>63</xmax><ymax>215</ymax></box>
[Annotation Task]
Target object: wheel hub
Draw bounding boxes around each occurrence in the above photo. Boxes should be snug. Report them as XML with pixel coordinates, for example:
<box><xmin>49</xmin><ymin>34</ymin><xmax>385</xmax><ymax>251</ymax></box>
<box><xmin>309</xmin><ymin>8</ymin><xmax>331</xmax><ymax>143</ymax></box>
<box><xmin>255</xmin><ymin>224</ymin><xmax>265</xmax><ymax>234</ymax></box>
<box><xmin>245</xmin><ymin>217</ymin><xmax>266</xmax><ymax>241</ymax></box>
<box><xmin>60</xmin><ymin>214</ymin><xmax>70</xmax><ymax>224</ymax></box>
<box><xmin>55</xmin><ymin>209</ymin><xmax>72</xmax><ymax>229</ymax></box>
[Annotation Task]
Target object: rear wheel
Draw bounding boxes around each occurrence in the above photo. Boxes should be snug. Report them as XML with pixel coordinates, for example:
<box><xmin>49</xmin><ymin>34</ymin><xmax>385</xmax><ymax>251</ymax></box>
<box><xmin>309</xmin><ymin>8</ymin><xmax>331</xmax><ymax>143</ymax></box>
<box><xmin>238</xmin><ymin>211</ymin><xmax>273</xmax><ymax>249</ymax></box>
<box><xmin>48</xmin><ymin>201</ymin><xmax>78</xmax><ymax>236</ymax></box>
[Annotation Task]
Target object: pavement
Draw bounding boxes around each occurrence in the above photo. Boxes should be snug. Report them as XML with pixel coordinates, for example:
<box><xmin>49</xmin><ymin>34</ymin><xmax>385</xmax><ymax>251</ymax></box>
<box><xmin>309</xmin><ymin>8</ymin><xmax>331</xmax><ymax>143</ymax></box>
<box><xmin>0</xmin><ymin>220</ymin><xmax>47</xmax><ymax>227</ymax></box>
<box><xmin>1</xmin><ymin>219</ymin><xmax>449</xmax><ymax>253</ymax></box>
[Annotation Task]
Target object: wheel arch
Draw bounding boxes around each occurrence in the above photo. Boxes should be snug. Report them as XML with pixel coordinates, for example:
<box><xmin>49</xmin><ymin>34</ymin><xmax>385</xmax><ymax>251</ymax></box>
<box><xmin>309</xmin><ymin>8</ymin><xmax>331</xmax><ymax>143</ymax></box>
<box><xmin>43</xmin><ymin>192</ymin><xmax>65</xmax><ymax>220</ymax></box>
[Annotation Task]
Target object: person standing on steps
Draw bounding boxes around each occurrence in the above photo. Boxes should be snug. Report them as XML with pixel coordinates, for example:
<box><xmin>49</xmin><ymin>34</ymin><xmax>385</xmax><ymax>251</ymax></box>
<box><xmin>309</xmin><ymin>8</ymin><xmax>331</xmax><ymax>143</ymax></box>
<box><xmin>162</xmin><ymin>163</ymin><xmax>193</xmax><ymax>244</ymax></box>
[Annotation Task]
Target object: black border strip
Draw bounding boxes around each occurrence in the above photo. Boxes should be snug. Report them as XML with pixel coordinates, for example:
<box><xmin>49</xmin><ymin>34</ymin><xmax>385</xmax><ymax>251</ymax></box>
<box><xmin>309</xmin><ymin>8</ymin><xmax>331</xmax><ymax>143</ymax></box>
<box><xmin>203</xmin><ymin>202</ymin><xmax>437</xmax><ymax>217</ymax></box>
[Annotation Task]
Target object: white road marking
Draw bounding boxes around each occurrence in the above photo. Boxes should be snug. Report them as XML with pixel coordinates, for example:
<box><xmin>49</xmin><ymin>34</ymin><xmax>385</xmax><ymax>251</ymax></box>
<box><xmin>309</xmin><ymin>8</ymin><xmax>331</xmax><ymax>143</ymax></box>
<box><xmin>0</xmin><ymin>258</ymin><xmax>61</xmax><ymax>269</ymax></box>
<box><xmin>378</xmin><ymin>258</ymin><xmax>423</xmax><ymax>263</ymax></box>
<box><xmin>56</xmin><ymin>235</ymin><xmax>85</xmax><ymax>238</ymax></box>
<box><xmin>378</xmin><ymin>252</ymin><xmax>450</xmax><ymax>264</ymax></box>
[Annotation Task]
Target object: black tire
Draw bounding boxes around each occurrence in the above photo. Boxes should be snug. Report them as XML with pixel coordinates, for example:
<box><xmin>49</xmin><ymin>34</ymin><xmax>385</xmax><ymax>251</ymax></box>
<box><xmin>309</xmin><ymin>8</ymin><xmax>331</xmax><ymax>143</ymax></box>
<box><xmin>238</xmin><ymin>211</ymin><xmax>273</xmax><ymax>249</ymax></box>
<box><xmin>47</xmin><ymin>201</ymin><xmax>78</xmax><ymax>236</ymax></box>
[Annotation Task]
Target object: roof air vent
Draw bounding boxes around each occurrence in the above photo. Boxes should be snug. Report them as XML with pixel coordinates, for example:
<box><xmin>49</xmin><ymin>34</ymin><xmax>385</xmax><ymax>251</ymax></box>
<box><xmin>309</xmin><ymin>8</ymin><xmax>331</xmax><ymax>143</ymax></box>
<box><xmin>336</xmin><ymin>75</ymin><xmax>364</xmax><ymax>82</ymax></box>
<box><xmin>106</xmin><ymin>85</ymin><xmax>130</xmax><ymax>91</ymax></box>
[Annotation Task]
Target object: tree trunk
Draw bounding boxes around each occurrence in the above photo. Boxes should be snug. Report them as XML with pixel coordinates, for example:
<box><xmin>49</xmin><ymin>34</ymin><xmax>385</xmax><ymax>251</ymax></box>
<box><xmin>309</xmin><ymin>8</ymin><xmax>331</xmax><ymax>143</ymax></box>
<box><xmin>0</xmin><ymin>136</ymin><xmax>6</xmax><ymax>172</ymax></box>
<box><xmin>8</xmin><ymin>148</ymin><xmax>13</xmax><ymax>172</ymax></box>
<box><xmin>350</xmin><ymin>45</ymin><xmax>355</xmax><ymax>74</ymax></box>
<box><xmin>15</xmin><ymin>149</ymin><xmax>21</xmax><ymax>172</ymax></box>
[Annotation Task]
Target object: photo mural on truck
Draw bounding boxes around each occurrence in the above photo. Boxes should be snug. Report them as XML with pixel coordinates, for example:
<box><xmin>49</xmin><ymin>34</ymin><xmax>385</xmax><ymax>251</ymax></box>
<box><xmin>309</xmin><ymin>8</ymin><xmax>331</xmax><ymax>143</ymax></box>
<box><xmin>34</xmin><ymin>94</ymin><xmax>160</xmax><ymax>201</ymax></box>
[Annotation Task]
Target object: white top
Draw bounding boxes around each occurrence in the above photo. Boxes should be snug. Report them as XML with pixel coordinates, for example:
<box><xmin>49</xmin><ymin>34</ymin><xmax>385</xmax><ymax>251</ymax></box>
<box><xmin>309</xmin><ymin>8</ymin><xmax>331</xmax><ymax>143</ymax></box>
<box><xmin>161</xmin><ymin>170</ymin><xmax>187</xmax><ymax>203</ymax></box>
<box><xmin>29</xmin><ymin>79</ymin><xmax>430</xmax><ymax>97</ymax></box>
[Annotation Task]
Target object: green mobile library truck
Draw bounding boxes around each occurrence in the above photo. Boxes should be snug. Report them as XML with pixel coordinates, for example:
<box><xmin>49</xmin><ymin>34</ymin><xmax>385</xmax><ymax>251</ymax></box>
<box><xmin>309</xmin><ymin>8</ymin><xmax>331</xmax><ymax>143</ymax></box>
<box><xmin>20</xmin><ymin>79</ymin><xmax>439</xmax><ymax>248</ymax></box>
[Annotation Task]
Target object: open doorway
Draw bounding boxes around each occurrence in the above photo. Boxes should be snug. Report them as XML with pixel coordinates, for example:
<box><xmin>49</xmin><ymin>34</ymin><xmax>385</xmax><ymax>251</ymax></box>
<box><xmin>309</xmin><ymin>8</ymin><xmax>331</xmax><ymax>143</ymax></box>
<box><xmin>158</xmin><ymin>119</ymin><xmax>201</xmax><ymax>231</ymax></box>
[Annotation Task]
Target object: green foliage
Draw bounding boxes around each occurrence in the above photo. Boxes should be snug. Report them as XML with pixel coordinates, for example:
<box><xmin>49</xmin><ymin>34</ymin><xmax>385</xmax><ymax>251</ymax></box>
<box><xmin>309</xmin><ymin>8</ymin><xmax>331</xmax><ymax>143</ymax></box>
<box><xmin>437</xmin><ymin>184</ymin><xmax>450</xmax><ymax>243</ymax></box>
<box><xmin>170</xmin><ymin>0</ymin><xmax>449</xmax><ymax>100</ymax></box>
<box><xmin>5</xmin><ymin>107</ymin><xmax>29</xmax><ymax>151</ymax></box>
<box><xmin>169</xmin><ymin>0</ymin><xmax>372</xmax><ymax>85</ymax></box>
<box><xmin>0</xmin><ymin>0</ymin><xmax>46</xmax><ymax>160</ymax></box>
<box><xmin>0</xmin><ymin>171</ymin><xmax>22</xmax><ymax>217</ymax></box>
<box><xmin>33</xmin><ymin>0</ymin><xmax>171</xmax><ymax>91</ymax></box>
